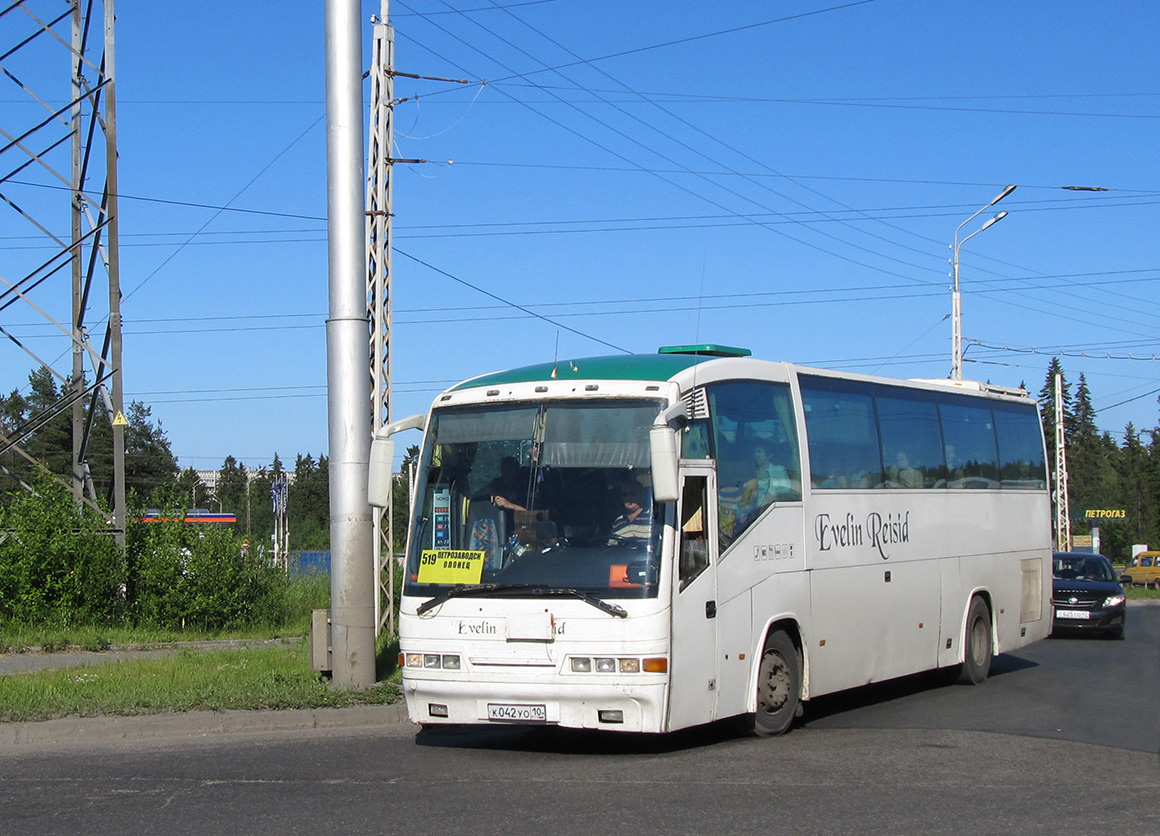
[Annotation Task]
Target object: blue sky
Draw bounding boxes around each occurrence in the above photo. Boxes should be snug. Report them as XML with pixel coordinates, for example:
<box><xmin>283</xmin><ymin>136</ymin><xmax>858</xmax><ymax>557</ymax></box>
<box><xmin>4</xmin><ymin>0</ymin><xmax>1160</xmax><ymax>472</ymax></box>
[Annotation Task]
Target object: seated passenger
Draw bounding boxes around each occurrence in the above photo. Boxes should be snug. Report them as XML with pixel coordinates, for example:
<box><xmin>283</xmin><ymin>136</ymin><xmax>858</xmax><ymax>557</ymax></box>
<box><xmin>741</xmin><ymin>442</ymin><xmax>792</xmax><ymax>510</ymax></box>
<box><xmin>889</xmin><ymin>452</ymin><xmax>923</xmax><ymax>488</ymax></box>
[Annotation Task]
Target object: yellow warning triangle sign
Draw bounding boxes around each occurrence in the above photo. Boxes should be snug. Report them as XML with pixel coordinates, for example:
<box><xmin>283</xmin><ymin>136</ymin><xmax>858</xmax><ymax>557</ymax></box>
<box><xmin>112</xmin><ymin>411</ymin><xmax>129</xmax><ymax>426</ymax></box>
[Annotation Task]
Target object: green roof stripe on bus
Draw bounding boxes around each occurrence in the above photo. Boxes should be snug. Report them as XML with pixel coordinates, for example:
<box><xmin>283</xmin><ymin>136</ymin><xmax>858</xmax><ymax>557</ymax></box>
<box><xmin>451</xmin><ymin>353</ymin><xmax>714</xmax><ymax>390</ymax></box>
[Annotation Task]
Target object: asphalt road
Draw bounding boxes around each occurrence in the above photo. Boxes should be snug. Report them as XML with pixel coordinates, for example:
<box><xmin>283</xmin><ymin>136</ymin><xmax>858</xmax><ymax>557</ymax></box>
<box><xmin>1</xmin><ymin>604</ymin><xmax>1157</xmax><ymax>836</ymax></box>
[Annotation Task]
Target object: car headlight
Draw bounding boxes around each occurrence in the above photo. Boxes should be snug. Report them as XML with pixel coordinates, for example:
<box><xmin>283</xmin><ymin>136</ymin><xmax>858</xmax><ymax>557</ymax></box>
<box><xmin>1103</xmin><ymin>595</ymin><xmax>1125</xmax><ymax>608</ymax></box>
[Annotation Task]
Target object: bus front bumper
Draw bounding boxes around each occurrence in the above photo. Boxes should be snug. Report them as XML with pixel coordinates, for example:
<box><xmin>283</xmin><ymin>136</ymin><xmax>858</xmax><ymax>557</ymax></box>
<box><xmin>402</xmin><ymin>674</ymin><xmax>669</xmax><ymax>733</ymax></box>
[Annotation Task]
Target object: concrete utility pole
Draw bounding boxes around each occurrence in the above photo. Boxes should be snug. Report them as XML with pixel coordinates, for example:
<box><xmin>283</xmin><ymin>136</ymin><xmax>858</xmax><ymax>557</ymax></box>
<box><xmin>324</xmin><ymin>0</ymin><xmax>376</xmax><ymax>688</ymax></box>
<box><xmin>103</xmin><ymin>0</ymin><xmax>126</xmax><ymax>546</ymax></box>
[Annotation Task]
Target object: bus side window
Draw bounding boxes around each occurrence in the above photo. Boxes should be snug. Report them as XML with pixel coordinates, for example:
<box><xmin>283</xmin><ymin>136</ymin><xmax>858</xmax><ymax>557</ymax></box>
<box><xmin>681</xmin><ymin>421</ymin><xmax>711</xmax><ymax>458</ymax></box>
<box><xmin>800</xmin><ymin>379</ymin><xmax>882</xmax><ymax>489</ymax></box>
<box><xmin>706</xmin><ymin>380</ymin><xmax>801</xmax><ymax>551</ymax></box>
<box><xmin>939</xmin><ymin>401</ymin><xmax>1000</xmax><ymax>488</ymax></box>
<box><xmin>679</xmin><ymin>476</ymin><xmax>710</xmax><ymax>591</ymax></box>
<box><xmin>877</xmin><ymin>391</ymin><xmax>941</xmax><ymax>489</ymax></box>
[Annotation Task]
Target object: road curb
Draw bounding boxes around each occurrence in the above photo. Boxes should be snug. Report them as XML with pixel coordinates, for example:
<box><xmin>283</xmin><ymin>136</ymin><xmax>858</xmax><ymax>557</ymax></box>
<box><xmin>0</xmin><ymin>700</ymin><xmax>412</xmax><ymax>747</ymax></box>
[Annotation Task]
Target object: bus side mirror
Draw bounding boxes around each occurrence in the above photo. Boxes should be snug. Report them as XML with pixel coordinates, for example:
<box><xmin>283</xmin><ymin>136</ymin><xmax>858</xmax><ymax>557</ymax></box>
<box><xmin>650</xmin><ymin>425</ymin><xmax>680</xmax><ymax>503</ymax></box>
<box><xmin>368</xmin><ymin>436</ymin><xmax>395</xmax><ymax>508</ymax></box>
<box><xmin>367</xmin><ymin>412</ymin><xmax>427</xmax><ymax>508</ymax></box>
<box><xmin>650</xmin><ymin>401</ymin><xmax>687</xmax><ymax>504</ymax></box>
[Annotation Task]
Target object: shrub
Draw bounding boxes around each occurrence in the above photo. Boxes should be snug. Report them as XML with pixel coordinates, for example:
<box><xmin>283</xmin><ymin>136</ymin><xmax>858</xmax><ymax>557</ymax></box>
<box><xmin>127</xmin><ymin>518</ymin><xmax>289</xmax><ymax>631</ymax></box>
<box><xmin>0</xmin><ymin>479</ymin><xmax>125</xmax><ymax>626</ymax></box>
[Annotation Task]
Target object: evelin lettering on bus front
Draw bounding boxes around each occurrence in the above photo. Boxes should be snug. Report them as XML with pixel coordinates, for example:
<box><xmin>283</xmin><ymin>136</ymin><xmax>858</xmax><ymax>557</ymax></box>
<box><xmin>814</xmin><ymin>511</ymin><xmax>910</xmax><ymax>560</ymax></box>
<box><xmin>457</xmin><ymin>620</ymin><xmax>567</xmax><ymax>636</ymax></box>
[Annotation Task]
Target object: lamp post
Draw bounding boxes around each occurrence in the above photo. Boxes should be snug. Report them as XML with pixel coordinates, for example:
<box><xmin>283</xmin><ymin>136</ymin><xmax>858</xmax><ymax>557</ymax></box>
<box><xmin>950</xmin><ymin>184</ymin><xmax>1016</xmax><ymax>379</ymax></box>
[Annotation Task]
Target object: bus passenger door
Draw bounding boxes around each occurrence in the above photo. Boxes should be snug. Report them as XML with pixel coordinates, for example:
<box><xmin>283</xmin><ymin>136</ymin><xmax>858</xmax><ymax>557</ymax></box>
<box><xmin>667</xmin><ymin>468</ymin><xmax>719</xmax><ymax>731</ymax></box>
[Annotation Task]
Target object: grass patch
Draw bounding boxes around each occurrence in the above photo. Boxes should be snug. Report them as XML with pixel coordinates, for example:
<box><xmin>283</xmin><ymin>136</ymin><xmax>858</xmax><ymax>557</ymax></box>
<box><xmin>0</xmin><ymin>643</ymin><xmax>400</xmax><ymax>723</ymax></box>
<box><xmin>0</xmin><ymin>625</ymin><xmax>286</xmax><ymax>655</ymax></box>
<box><xmin>1125</xmin><ymin>585</ymin><xmax>1160</xmax><ymax>600</ymax></box>
<box><xmin>0</xmin><ymin>574</ymin><xmax>332</xmax><ymax>654</ymax></box>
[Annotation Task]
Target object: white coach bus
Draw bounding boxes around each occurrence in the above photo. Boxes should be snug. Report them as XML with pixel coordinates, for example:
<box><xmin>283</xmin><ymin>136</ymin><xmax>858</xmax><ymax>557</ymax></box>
<box><xmin>369</xmin><ymin>345</ymin><xmax>1051</xmax><ymax>735</ymax></box>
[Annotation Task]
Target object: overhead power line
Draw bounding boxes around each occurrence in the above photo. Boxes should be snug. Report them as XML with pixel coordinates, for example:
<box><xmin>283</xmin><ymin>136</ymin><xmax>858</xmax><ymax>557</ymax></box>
<box><xmin>6</xmin><ymin>176</ymin><xmax>1151</xmax><ymax>240</ymax></box>
<box><xmin>473</xmin><ymin>82</ymin><xmax>1160</xmax><ymax>121</ymax></box>
<box><xmin>475</xmin><ymin>1</ymin><xmax>881</xmax><ymax>86</ymax></box>
<box><xmin>968</xmin><ymin>338</ymin><xmax>1160</xmax><ymax>362</ymax></box>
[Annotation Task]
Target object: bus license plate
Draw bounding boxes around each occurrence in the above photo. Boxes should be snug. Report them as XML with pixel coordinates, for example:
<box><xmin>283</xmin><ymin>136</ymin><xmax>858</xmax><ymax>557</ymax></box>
<box><xmin>1057</xmin><ymin>609</ymin><xmax>1089</xmax><ymax>620</ymax></box>
<box><xmin>488</xmin><ymin>703</ymin><xmax>547</xmax><ymax>722</ymax></box>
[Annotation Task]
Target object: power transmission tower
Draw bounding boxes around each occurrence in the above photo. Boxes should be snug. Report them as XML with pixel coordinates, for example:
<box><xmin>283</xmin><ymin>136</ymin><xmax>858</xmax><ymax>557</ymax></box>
<box><xmin>367</xmin><ymin>0</ymin><xmax>396</xmax><ymax>637</ymax></box>
<box><xmin>1054</xmin><ymin>373</ymin><xmax>1071</xmax><ymax>551</ymax></box>
<box><xmin>1</xmin><ymin>0</ymin><xmax>126</xmax><ymax>542</ymax></box>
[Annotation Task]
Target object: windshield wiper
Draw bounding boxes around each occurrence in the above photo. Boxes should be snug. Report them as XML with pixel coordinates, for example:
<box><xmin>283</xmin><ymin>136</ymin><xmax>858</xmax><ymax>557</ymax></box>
<box><xmin>533</xmin><ymin>587</ymin><xmax>628</xmax><ymax>618</ymax></box>
<box><xmin>417</xmin><ymin>583</ymin><xmax>627</xmax><ymax>618</ymax></box>
<box><xmin>416</xmin><ymin>583</ymin><xmax>512</xmax><ymax>615</ymax></box>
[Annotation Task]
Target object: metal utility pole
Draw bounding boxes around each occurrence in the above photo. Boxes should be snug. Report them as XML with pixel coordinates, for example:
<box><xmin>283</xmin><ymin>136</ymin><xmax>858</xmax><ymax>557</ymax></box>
<box><xmin>1</xmin><ymin>0</ymin><xmax>125</xmax><ymax>542</ymax></box>
<box><xmin>367</xmin><ymin>1</ymin><xmax>396</xmax><ymax>638</ymax></box>
<box><xmin>1054</xmin><ymin>373</ymin><xmax>1071</xmax><ymax>551</ymax></box>
<box><xmin>272</xmin><ymin>472</ymin><xmax>289</xmax><ymax>569</ymax></box>
<box><xmin>324</xmin><ymin>0</ymin><xmax>376</xmax><ymax>688</ymax></box>
<box><xmin>950</xmin><ymin>184</ymin><xmax>1015</xmax><ymax>379</ymax></box>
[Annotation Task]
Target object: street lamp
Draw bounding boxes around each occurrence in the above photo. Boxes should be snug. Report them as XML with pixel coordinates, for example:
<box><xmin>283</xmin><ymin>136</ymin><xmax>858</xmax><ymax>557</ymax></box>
<box><xmin>951</xmin><ymin>184</ymin><xmax>1016</xmax><ymax>379</ymax></box>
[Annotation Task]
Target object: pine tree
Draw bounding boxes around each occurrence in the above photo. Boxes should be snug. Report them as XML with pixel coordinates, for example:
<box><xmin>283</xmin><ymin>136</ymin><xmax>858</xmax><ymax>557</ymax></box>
<box><xmin>1115</xmin><ymin>424</ymin><xmax>1150</xmax><ymax>548</ymax></box>
<box><xmin>216</xmin><ymin>456</ymin><xmax>249</xmax><ymax>516</ymax></box>
<box><xmin>175</xmin><ymin>467</ymin><xmax>209</xmax><ymax>509</ymax></box>
<box><xmin>1068</xmin><ymin>374</ymin><xmax>1114</xmax><ymax>520</ymax></box>
<box><xmin>1038</xmin><ymin>358</ymin><xmax>1071</xmax><ymax>469</ymax></box>
<box><xmin>291</xmin><ymin>453</ymin><xmax>330</xmax><ymax>550</ymax></box>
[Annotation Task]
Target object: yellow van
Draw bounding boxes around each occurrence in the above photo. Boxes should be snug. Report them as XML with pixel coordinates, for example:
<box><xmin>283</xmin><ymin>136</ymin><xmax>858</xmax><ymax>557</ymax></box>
<box><xmin>1121</xmin><ymin>551</ymin><xmax>1160</xmax><ymax>587</ymax></box>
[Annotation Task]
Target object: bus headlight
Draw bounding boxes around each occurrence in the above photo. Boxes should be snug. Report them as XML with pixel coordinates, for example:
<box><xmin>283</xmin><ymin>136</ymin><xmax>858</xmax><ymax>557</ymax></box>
<box><xmin>405</xmin><ymin>653</ymin><xmax>461</xmax><ymax>669</ymax></box>
<box><xmin>569</xmin><ymin>656</ymin><xmax>666</xmax><ymax>673</ymax></box>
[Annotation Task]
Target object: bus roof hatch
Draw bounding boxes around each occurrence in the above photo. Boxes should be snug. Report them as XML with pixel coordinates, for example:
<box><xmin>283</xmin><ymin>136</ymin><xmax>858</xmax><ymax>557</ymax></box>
<box><xmin>658</xmin><ymin>344</ymin><xmax>751</xmax><ymax>358</ymax></box>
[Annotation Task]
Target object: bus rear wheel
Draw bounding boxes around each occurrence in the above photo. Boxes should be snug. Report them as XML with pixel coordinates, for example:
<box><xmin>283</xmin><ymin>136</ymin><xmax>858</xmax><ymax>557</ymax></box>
<box><xmin>753</xmin><ymin>630</ymin><xmax>801</xmax><ymax>736</ymax></box>
<box><xmin>956</xmin><ymin>596</ymin><xmax>993</xmax><ymax>685</ymax></box>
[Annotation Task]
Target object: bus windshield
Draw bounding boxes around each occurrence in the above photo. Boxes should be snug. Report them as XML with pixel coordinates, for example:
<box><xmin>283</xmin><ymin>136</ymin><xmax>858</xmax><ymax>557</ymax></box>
<box><xmin>405</xmin><ymin>399</ymin><xmax>665</xmax><ymax>600</ymax></box>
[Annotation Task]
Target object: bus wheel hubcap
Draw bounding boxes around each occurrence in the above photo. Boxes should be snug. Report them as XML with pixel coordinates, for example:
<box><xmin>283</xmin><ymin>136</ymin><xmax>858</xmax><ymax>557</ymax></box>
<box><xmin>760</xmin><ymin>652</ymin><xmax>789</xmax><ymax>713</ymax></box>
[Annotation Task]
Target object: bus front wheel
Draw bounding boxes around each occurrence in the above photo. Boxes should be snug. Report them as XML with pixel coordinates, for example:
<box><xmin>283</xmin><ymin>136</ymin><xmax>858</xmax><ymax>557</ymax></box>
<box><xmin>956</xmin><ymin>597</ymin><xmax>993</xmax><ymax>685</ymax></box>
<box><xmin>753</xmin><ymin>630</ymin><xmax>801</xmax><ymax>736</ymax></box>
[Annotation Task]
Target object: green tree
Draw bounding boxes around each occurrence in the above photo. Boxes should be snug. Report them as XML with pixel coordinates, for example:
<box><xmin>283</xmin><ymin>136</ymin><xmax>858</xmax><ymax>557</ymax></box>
<box><xmin>1</xmin><ymin>369</ymin><xmax>180</xmax><ymax>508</ymax></box>
<box><xmin>1068</xmin><ymin>374</ymin><xmax>1117</xmax><ymax>524</ymax></box>
<box><xmin>87</xmin><ymin>401</ymin><xmax>180</xmax><ymax>501</ymax></box>
<box><xmin>1114</xmin><ymin>424</ymin><xmax>1150</xmax><ymax>549</ymax></box>
<box><xmin>290</xmin><ymin>453</ymin><xmax>329</xmax><ymax>550</ymax></box>
<box><xmin>244</xmin><ymin>454</ymin><xmax>283</xmax><ymax>551</ymax></box>
<box><xmin>175</xmin><ymin>467</ymin><xmax>210</xmax><ymax>509</ymax></box>
<box><xmin>0</xmin><ymin>368</ymin><xmax>72</xmax><ymax>499</ymax></box>
<box><xmin>216</xmin><ymin>456</ymin><xmax>249</xmax><ymax>517</ymax></box>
